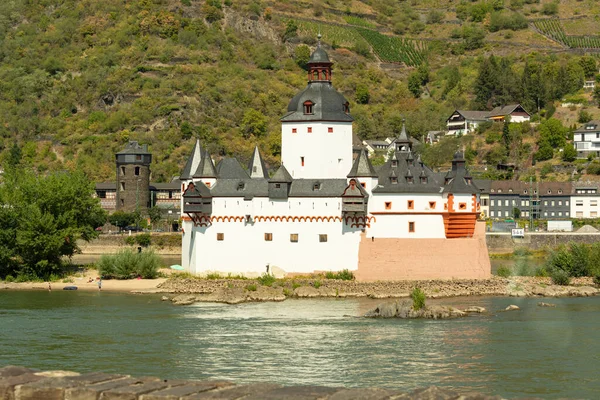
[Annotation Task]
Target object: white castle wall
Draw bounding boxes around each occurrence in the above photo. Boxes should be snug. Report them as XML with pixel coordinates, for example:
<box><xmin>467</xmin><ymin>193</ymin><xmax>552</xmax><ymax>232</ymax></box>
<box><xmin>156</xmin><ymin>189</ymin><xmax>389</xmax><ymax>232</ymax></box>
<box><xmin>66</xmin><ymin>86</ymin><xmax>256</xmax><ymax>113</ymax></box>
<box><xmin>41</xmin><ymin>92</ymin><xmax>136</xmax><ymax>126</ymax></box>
<box><xmin>281</xmin><ymin>121</ymin><xmax>352</xmax><ymax>179</ymax></box>
<box><xmin>366</xmin><ymin>193</ymin><xmax>446</xmax><ymax>238</ymax></box>
<box><xmin>182</xmin><ymin>196</ymin><xmax>362</xmax><ymax>275</ymax></box>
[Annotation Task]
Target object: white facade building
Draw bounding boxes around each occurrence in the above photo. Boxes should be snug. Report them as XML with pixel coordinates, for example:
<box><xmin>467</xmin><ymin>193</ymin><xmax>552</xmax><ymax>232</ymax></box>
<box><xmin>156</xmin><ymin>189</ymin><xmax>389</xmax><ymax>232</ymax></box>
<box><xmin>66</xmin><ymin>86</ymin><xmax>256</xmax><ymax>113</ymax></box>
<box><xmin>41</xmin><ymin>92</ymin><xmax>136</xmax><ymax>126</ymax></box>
<box><xmin>446</xmin><ymin>104</ymin><xmax>530</xmax><ymax>136</ymax></box>
<box><xmin>570</xmin><ymin>186</ymin><xmax>600</xmax><ymax>219</ymax></box>
<box><xmin>180</xmin><ymin>42</ymin><xmax>489</xmax><ymax>280</ymax></box>
<box><xmin>573</xmin><ymin>120</ymin><xmax>600</xmax><ymax>158</ymax></box>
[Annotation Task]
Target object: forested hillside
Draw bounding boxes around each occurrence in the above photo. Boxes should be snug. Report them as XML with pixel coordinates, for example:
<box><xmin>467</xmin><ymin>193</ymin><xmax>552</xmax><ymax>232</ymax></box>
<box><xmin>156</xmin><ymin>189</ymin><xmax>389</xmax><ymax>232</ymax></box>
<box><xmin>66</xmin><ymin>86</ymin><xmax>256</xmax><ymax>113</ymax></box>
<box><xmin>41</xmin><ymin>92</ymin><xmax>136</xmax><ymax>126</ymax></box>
<box><xmin>1</xmin><ymin>0</ymin><xmax>600</xmax><ymax>182</ymax></box>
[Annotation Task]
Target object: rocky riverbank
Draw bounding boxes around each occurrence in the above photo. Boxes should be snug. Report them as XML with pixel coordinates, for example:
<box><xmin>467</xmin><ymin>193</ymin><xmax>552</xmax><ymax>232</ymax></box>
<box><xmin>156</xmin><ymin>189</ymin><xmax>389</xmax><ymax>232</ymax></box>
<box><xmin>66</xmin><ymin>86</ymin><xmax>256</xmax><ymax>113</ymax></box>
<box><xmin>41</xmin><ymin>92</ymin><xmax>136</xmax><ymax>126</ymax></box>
<box><xmin>155</xmin><ymin>276</ymin><xmax>599</xmax><ymax>305</ymax></box>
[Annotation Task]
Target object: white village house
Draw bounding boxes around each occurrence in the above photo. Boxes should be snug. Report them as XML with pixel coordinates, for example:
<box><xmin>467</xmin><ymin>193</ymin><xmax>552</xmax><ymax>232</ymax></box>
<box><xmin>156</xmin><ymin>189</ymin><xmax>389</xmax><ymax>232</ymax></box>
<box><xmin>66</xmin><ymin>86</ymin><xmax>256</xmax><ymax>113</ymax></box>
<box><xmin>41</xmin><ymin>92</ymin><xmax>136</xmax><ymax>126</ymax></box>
<box><xmin>179</xmin><ymin>42</ymin><xmax>490</xmax><ymax>281</ymax></box>
<box><xmin>446</xmin><ymin>104</ymin><xmax>530</xmax><ymax>135</ymax></box>
<box><xmin>573</xmin><ymin>120</ymin><xmax>600</xmax><ymax>158</ymax></box>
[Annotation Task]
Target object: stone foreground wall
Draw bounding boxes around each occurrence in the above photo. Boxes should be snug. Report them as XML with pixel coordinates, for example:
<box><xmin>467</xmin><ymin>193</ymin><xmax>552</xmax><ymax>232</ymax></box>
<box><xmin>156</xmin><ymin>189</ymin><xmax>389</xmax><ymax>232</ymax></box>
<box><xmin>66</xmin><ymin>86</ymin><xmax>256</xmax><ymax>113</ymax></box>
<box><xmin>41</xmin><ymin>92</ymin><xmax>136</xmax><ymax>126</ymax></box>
<box><xmin>0</xmin><ymin>365</ymin><xmax>506</xmax><ymax>400</ymax></box>
<box><xmin>486</xmin><ymin>232</ymin><xmax>600</xmax><ymax>253</ymax></box>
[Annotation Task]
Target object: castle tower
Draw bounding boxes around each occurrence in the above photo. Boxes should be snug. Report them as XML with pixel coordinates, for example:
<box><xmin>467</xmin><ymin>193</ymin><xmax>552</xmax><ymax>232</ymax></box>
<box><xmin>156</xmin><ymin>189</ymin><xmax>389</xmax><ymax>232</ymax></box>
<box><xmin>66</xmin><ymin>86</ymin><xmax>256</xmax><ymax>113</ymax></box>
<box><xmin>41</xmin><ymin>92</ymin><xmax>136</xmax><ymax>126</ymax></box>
<box><xmin>280</xmin><ymin>36</ymin><xmax>353</xmax><ymax>179</ymax></box>
<box><xmin>115</xmin><ymin>141</ymin><xmax>152</xmax><ymax>212</ymax></box>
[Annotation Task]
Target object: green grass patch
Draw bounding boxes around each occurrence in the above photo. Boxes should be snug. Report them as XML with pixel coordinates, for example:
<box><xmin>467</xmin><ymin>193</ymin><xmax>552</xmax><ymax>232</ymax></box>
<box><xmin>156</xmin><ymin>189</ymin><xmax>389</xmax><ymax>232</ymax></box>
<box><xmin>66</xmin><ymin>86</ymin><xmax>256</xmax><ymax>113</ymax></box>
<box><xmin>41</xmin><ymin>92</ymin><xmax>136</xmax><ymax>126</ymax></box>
<box><xmin>496</xmin><ymin>266</ymin><xmax>512</xmax><ymax>278</ymax></box>
<box><xmin>245</xmin><ymin>284</ymin><xmax>257</xmax><ymax>291</ymax></box>
<box><xmin>257</xmin><ymin>273</ymin><xmax>276</xmax><ymax>287</ymax></box>
<box><xmin>324</xmin><ymin>269</ymin><xmax>354</xmax><ymax>280</ymax></box>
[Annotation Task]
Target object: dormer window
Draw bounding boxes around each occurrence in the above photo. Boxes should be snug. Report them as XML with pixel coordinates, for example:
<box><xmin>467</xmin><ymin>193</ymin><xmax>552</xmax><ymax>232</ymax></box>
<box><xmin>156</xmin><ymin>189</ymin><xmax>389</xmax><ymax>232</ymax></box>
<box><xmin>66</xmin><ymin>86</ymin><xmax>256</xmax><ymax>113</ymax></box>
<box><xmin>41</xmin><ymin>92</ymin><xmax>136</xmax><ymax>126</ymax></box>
<box><xmin>391</xmin><ymin>160</ymin><xmax>398</xmax><ymax>168</ymax></box>
<box><xmin>558</xmin><ymin>189</ymin><xmax>562</xmax><ymax>194</ymax></box>
<box><xmin>498</xmin><ymin>189</ymin><xmax>502</xmax><ymax>193</ymax></box>
<box><xmin>547</xmin><ymin>190</ymin><xmax>551</xmax><ymax>194</ymax></box>
<box><xmin>508</xmin><ymin>188</ymin><xmax>512</xmax><ymax>193</ymax></box>
<box><xmin>420</xmin><ymin>177</ymin><xmax>427</xmax><ymax>184</ymax></box>
<box><xmin>406</xmin><ymin>176</ymin><xmax>414</xmax><ymax>184</ymax></box>
<box><xmin>524</xmin><ymin>190</ymin><xmax>528</xmax><ymax>194</ymax></box>
<box><xmin>303</xmin><ymin>100</ymin><xmax>314</xmax><ymax>115</ymax></box>
<box><xmin>391</xmin><ymin>177</ymin><xmax>398</xmax><ymax>184</ymax></box>
<box><xmin>313</xmin><ymin>183</ymin><xmax>321</xmax><ymax>191</ymax></box>
<box><xmin>343</xmin><ymin>102</ymin><xmax>350</xmax><ymax>114</ymax></box>
<box><xmin>237</xmin><ymin>182</ymin><xmax>245</xmax><ymax>191</ymax></box>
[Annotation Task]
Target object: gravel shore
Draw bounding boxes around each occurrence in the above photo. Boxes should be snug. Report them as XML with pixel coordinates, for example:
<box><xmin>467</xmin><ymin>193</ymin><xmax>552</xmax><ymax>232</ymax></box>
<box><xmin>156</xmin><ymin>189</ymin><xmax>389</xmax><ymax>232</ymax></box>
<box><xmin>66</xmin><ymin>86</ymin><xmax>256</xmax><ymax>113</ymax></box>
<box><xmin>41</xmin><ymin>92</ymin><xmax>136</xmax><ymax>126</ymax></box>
<box><xmin>157</xmin><ymin>276</ymin><xmax>599</xmax><ymax>305</ymax></box>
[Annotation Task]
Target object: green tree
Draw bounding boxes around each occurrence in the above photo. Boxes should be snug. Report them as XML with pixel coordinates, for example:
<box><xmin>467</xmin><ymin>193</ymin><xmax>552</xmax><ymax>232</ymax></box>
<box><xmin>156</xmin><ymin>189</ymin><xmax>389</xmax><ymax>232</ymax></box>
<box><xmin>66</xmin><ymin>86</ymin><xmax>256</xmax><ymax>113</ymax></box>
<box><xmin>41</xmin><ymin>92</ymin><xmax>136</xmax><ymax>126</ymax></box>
<box><xmin>462</xmin><ymin>24</ymin><xmax>486</xmax><ymax>50</ymax></box>
<box><xmin>240</xmin><ymin>109</ymin><xmax>267</xmax><ymax>138</ymax></box>
<box><xmin>0</xmin><ymin>170</ymin><xmax>106</xmax><ymax>279</ymax></box>
<box><xmin>473</xmin><ymin>56</ymin><xmax>500</xmax><ymax>109</ymax></box>
<box><xmin>579</xmin><ymin>56</ymin><xmax>597</xmax><ymax>79</ymax></box>
<box><xmin>408</xmin><ymin>72</ymin><xmax>423</xmax><ymax>98</ymax></box>
<box><xmin>502</xmin><ymin>120</ymin><xmax>510</xmax><ymax>153</ymax></box>
<box><xmin>594</xmin><ymin>85</ymin><xmax>600</xmax><ymax>107</ymax></box>
<box><xmin>294</xmin><ymin>45</ymin><xmax>311</xmax><ymax>70</ymax></box>
<box><xmin>562</xmin><ymin>143</ymin><xmax>577</xmax><ymax>162</ymax></box>
<box><xmin>109</xmin><ymin>211</ymin><xmax>137</xmax><ymax>231</ymax></box>
<box><xmin>180</xmin><ymin>121</ymin><xmax>193</xmax><ymax>140</ymax></box>
<box><xmin>521</xmin><ymin>61</ymin><xmax>545</xmax><ymax>114</ymax></box>
<box><xmin>355</xmin><ymin>84</ymin><xmax>370</xmax><ymax>104</ymax></box>
<box><xmin>541</xmin><ymin>2</ymin><xmax>558</xmax><ymax>15</ymax></box>
<box><xmin>513</xmin><ymin>207</ymin><xmax>521</xmax><ymax>219</ymax></box>
<box><xmin>148</xmin><ymin>206</ymin><xmax>163</xmax><ymax>225</ymax></box>
<box><xmin>283</xmin><ymin>20</ymin><xmax>298</xmax><ymax>42</ymax></box>
<box><xmin>538</xmin><ymin>118</ymin><xmax>567</xmax><ymax>148</ymax></box>
<box><xmin>535</xmin><ymin>140</ymin><xmax>554</xmax><ymax>161</ymax></box>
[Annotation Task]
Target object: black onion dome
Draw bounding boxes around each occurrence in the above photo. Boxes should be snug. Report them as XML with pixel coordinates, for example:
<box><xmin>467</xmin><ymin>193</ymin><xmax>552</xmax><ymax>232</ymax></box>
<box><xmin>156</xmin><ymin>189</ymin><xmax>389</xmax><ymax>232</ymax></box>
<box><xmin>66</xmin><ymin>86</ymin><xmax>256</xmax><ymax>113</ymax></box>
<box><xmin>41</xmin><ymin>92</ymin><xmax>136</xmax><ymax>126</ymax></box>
<box><xmin>281</xmin><ymin>82</ymin><xmax>353</xmax><ymax>122</ymax></box>
<box><xmin>309</xmin><ymin>47</ymin><xmax>331</xmax><ymax>64</ymax></box>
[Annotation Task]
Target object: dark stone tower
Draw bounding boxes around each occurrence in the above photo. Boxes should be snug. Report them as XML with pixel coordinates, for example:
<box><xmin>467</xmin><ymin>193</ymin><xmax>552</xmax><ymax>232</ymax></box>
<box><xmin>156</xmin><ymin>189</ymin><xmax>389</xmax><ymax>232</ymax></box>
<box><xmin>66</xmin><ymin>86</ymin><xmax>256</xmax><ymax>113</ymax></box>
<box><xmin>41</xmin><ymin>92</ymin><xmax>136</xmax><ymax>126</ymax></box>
<box><xmin>115</xmin><ymin>141</ymin><xmax>152</xmax><ymax>212</ymax></box>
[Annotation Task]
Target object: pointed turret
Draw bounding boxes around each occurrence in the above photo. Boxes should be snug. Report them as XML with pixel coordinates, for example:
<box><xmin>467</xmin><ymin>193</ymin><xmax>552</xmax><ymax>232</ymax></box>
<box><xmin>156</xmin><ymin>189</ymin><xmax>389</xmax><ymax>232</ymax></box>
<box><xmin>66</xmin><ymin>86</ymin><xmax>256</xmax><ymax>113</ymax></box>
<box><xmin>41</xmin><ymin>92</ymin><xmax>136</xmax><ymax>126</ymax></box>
<box><xmin>248</xmin><ymin>146</ymin><xmax>269</xmax><ymax>179</ymax></box>
<box><xmin>193</xmin><ymin>150</ymin><xmax>217</xmax><ymax>179</ymax></box>
<box><xmin>269</xmin><ymin>164</ymin><xmax>293</xmax><ymax>199</ymax></box>
<box><xmin>417</xmin><ymin>154</ymin><xmax>424</xmax><ymax>167</ymax></box>
<box><xmin>347</xmin><ymin>149</ymin><xmax>378</xmax><ymax>178</ymax></box>
<box><xmin>270</xmin><ymin>165</ymin><xmax>293</xmax><ymax>183</ymax></box>
<box><xmin>406</xmin><ymin>150</ymin><xmax>414</xmax><ymax>166</ymax></box>
<box><xmin>180</xmin><ymin>139</ymin><xmax>203</xmax><ymax>180</ymax></box>
<box><xmin>419</xmin><ymin>169</ymin><xmax>428</xmax><ymax>184</ymax></box>
<box><xmin>395</xmin><ymin>120</ymin><xmax>411</xmax><ymax>152</ymax></box>
<box><xmin>443</xmin><ymin>151</ymin><xmax>478</xmax><ymax>194</ymax></box>
<box><xmin>390</xmin><ymin>152</ymin><xmax>399</xmax><ymax>168</ymax></box>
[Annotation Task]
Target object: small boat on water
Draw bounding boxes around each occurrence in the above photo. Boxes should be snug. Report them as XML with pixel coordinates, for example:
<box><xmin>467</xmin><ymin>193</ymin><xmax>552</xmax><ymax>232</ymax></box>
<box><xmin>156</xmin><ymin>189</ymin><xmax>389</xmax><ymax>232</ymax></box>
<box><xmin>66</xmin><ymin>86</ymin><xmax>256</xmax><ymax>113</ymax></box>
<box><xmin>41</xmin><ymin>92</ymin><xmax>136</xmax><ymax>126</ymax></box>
<box><xmin>62</xmin><ymin>286</ymin><xmax>78</xmax><ymax>291</ymax></box>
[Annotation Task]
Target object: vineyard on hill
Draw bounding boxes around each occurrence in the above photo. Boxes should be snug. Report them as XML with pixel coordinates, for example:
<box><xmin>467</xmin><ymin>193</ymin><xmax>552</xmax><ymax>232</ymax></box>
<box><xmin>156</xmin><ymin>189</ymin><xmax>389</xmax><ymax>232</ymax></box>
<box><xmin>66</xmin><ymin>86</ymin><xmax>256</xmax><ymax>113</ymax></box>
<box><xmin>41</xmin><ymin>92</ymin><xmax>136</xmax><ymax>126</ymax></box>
<box><xmin>533</xmin><ymin>19</ymin><xmax>600</xmax><ymax>49</ymax></box>
<box><xmin>296</xmin><ymin>21</ymin><xmax>428</xmax><ymax>67</ymax></box>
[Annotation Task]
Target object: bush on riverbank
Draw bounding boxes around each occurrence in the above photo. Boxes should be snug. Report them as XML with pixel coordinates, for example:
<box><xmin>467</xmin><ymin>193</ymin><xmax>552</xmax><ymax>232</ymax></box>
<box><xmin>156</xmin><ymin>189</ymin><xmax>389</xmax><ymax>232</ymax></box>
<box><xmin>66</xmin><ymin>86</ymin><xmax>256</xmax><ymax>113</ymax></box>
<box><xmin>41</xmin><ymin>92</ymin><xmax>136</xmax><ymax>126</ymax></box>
<box><xmin>411</xmin><ymin>287</ymin><xmax>426</xmax><ymax>310</ymax></box>
<box><xmin>546</xmin><ymin>243</ymin><xmax>600</xmax><ymax>280</ymax></box>
<box><xmin>325</xmin><ymin>269</ymin><xmax>355</xmax><ymax>280</ymax></box>
<box><xmin>96</xmin><ymin>249</ymin><xmax>161</xmax><ymax>279</ymax></box>
<box><xmin>550</xmin><ymin>269</ymin><xmax>571</xmax><ymax>286</ymax></box>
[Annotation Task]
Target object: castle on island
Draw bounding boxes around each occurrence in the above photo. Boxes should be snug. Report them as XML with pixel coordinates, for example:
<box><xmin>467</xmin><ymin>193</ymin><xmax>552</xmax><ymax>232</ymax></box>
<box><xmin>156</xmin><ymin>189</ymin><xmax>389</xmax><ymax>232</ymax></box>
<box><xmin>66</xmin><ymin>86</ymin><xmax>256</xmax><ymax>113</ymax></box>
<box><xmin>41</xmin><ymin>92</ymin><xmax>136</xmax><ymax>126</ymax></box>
<box><xmin>179</xmin><ymin>42</ymin><xmax>490</xmax><ymax>281</ymax></box>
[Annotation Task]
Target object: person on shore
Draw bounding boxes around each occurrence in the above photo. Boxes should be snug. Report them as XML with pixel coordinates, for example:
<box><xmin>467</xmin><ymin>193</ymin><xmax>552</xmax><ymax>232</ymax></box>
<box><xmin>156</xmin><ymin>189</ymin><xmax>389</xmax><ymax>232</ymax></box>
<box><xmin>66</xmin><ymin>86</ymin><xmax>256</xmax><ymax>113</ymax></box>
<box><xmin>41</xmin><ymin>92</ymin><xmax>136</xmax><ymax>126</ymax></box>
<box><xmin>98</xmin><ymin>277</ymin><xmax>102</xmax><ymax>291</ymax></box>
<box><xmin>48</xmin><ymin>282</ymin><xmax>51</xmax><ymax>292</ymax></box>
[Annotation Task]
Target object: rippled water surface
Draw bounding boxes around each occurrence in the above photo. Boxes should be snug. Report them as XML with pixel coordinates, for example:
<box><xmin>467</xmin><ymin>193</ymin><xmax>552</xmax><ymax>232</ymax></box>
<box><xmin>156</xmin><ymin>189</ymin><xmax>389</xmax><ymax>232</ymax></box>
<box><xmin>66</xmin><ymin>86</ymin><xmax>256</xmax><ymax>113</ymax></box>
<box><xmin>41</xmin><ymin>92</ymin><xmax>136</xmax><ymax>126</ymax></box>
<box><xmin>1</xmin><ymin>292</ymin><xmax>599</xmax><ymax>399</ymax></box>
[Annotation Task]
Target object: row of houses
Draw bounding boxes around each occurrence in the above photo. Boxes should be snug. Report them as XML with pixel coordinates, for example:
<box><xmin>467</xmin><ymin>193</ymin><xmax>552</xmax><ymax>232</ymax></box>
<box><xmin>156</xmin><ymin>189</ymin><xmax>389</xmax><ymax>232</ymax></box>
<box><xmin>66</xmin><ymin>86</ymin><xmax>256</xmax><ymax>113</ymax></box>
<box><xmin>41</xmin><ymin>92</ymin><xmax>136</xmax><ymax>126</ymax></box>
<box><xmin>95</xmin><ymin>143</ymin><xmax>600</xmax><ymax>223</ymax></box>
<box><xmin>475</xmin><ymin>180</ymin><xmax>600</xmax><ymax>220</ymax></box>
<box><xmin>361</xmin><ymin>104</ymin><xmax>531</xmax><ymax>150</ymax></box>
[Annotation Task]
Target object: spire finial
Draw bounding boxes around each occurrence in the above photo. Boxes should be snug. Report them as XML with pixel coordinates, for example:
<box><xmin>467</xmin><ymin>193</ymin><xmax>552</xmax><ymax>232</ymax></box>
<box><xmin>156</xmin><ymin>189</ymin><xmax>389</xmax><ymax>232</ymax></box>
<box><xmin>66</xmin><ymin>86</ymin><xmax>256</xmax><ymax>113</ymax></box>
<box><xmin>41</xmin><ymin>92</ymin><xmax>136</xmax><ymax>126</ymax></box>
<box><xmin>317</xmin><ymin>31</ymin><xmax>322</xmax><ymax>47</ymax></box>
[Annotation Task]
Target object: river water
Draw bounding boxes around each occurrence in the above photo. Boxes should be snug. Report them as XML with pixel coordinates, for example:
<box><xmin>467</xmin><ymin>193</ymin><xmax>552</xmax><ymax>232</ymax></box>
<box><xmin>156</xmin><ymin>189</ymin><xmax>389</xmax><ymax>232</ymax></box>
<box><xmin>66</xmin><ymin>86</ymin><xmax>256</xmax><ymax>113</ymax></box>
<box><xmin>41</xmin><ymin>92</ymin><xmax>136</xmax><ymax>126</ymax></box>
<box><xmin>0</xmin><ymin>292</ymin><xmax>598</xmax><ymax>398</ymax></box>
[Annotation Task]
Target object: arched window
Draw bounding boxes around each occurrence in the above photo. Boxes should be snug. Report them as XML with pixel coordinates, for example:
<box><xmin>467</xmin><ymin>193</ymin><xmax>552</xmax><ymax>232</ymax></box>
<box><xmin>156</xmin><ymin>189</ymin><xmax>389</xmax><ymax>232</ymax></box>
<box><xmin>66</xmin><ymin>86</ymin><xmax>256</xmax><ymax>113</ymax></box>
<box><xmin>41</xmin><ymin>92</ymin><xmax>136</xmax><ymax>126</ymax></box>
<box><xmin>303</xmin><ymin>100</ymin><xmax>314</xmax><ymax>115</ymax></box>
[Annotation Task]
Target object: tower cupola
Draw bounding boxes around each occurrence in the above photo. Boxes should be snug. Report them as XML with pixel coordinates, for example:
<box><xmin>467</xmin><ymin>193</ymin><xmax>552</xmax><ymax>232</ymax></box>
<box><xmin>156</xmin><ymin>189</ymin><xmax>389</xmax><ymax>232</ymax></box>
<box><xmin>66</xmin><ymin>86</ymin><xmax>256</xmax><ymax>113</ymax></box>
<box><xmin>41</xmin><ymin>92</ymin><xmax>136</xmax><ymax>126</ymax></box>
<box><xmin>307</xmin><ymin>34</ymin><xmax>333</xmax><ymax>83</ymax></box>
